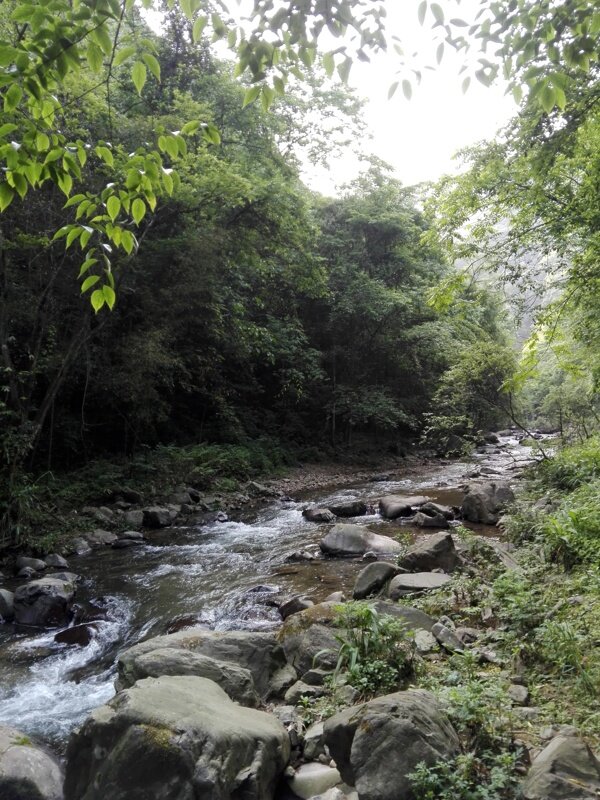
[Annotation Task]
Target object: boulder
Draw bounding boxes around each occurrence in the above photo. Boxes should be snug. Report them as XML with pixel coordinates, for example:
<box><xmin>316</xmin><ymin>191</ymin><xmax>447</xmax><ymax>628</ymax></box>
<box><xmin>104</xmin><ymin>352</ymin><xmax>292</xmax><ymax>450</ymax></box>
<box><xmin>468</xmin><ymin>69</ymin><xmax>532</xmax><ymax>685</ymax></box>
<box><xmin>413</xmin><ymin>512</ymin><xmax>449</xmax><ymax>529</ymax></box>
<box><xmin>55</xmin><ymin>623</ymin><xmax>98</xmax><ymax>647</ymax></box>
<box><xmin>323</xmin><ymin>690</ymin><xmax>460</xmax><ymax>800</ymax></box>
<box><xmin>142</xmin><ymin>506</ymin><xmax>176</xmax><ymax>528</ymax></box>
<box><xmin>280</xmin><ymin>596</ymin><xmax>314</xmax><ymax>621</ymax></box>
<box><xmin>267</xmin><ymin>664</ymin><xmax>298</xmax><ymax>699</ymax></box>
<box><xmin>278</xmin><ymin>604</ymin><xmax>341</xmax><ymax>675</ymax></box>
<box><xmin>461</xmin><ymin>482</ymin><xmax>516</xmax><ymax>525</ymax></box>
<box><xmin>388</xmin><ymin>572</ymin><xmax>451</xmax><ymax>599</ymax></box>
<box><xmin>320</xmin><ymin>524</ymin><xmax>402</xmax><ymax>557</ymax></box>
<box><xmin>379</xmin><ymin>495</ymin><xmax>430</xmax><ymax>520</ymax></box>
<box><xmin>420</xmin><ymin>502</ymin><xmax>454</xmax><ymax>520</ymax></box>
<box><xmin>303</xmin><ymin>507</ymin><xmax>336</xmax><ymax>524</ymax></box>
<box><xmin>353</xmin><ymin>562</ymin><xmax>401</xmax><ymax>600</ymax></box>
<box><xmin>85</xmin><ymin>529</ymin><xmax>117</xmax><ymax>547</ymax></box>
<box><xmin>123</xmin><ymin>509</ymin><xmax>144</xmax><ymax>529</ymax></box>
<box><xmin>0</xmin><ymin>724</ymin><xmax>63</xmax><ymax>800</ymax></box>
<box><xmin>399</xmin><ymin>533</ymin><xmax>459</xmax><ymax>573</ymax></box>
<box><xmin>284</xmin><ymin>681</ymin><xmax>327</xmax><ymax>705</ymax></box>
<box><xmin>17</xmin><ymin>567</ymin><xmax>36</xmax><ymax>580</ymax></box>
<box><xmin>13</xmin><ymin>577</ymin><xmax>75</xmax><ymax>627</ymax></box>
<box><xmin>431</xmin><ymin>622</ymin><xmax>464</xmax><ymax>653</ymax></box>
<box><xmin>117</xmin><ymin>628</ymin><xmax>286</xmax><ymax>697</ymax></box>
<box><xmin>82</xmin><ymin>506</ymin><xmax>115</xmax><ymax>526</ymax></box>
<box><xmin>0</xmin><ymin>589</ymin><xmax>14</xmax><ymax>621</ymax></box>
<box><xmin>116</xmin><ymin>646</ymin><xmax>259</xmax><ymax>707</ymax></box>
<box><xmin>69</xmin><ymin>538</ymin><xmax>92</xmax><ymax>556</ymax></box>
<box><xmin>522</xmin><ymin>735</ymin><xmax>600</xmax><ymax>799</ymax></box>
<box><xmin>44</xmin><ymin>553</ymin><xmax>68</xmax><ymax>569</ymax></box>
<box><xmin>64</xmin><ymin>676</ymin><xmax>290</xmax><ymax>800</ymax></box>
<box><xmin>15</xmin><ymin>555</ymin><xmax>46</xmax><ymax>572</ymax></box>
<box><xmin>303</xmin><ymin>721</ymin><xmax>327</xmax><ymax>761</ymax></box>
<box><xmin>327</xmin><ymin>500</ymin><xmax>367</xmax><ymax>518</ymax></box>
<box><xmin>288</xmin><ymin>763</ymin><xmax>342</xmax><ymax>799</ymax></box>
<box><xmin>118</xmin><ymin>530</ymin><xmax>145</xmax><ymax>541</ymax></box>
<box><xmin>372</xmin><ymin>601</ymin><xmax>436</xmax><ymax>633</ymax></box>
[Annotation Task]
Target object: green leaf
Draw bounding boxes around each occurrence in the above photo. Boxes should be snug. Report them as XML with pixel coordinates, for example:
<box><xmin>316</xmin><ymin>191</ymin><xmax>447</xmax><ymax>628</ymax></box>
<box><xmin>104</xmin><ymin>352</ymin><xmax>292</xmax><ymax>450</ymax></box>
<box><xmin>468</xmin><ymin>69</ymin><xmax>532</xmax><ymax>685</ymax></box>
<box><xmin>192</xmin><ymin>16</ymin><xmax>207</xmax><ymax>43</ymax></box>
<box><xmin>64</xmin><ymin>193</ymin><xmax>86</xmax><ymax>209</ymax></box>
<box><xmin>114</xmin><ymin>46</ymin><xmax>137</xmax><ymax>67</ymax></box>
<box><xmin>242</xmin><ymin>85</ymin><xmax>261</xmax><ymax>108</ymax></box>
<box><xmin>35</xmin><ymin>132</ymin><xmax>50</xmax><ymax>151</ymax></box>
<box><xmin>4</xmin><ymin>83</ymin><xmax>22</xmax><ymax>113</ymax></box>
<box><xmin>323</xmin><ymin>52</ymin><xmax>335</xmax><ymax>78</ymax></box>
<box><xmin>388</xmin><ymin>81</ymin><xmax>399</xmax><ymax>99</ymax></box>
<box><xmin>418</xmin><ymin>1</ymin><xmax>427</xmax><ymax>25</ymax></box>
<box><xmin>66</xmin><ymin>227</ymin><xmax>81</xmax><ymax>249</ymax></box>
<box><xmin>0</xmin><ymin>182</ymin><xmax>14</xmax><ymax>211</ymax></box>
<box><xmin>142</xmin><ymin>53</ymin><xmax>161</xmax><ymax>81</ymax></box>
<box><xmin>462</xmin><ymin>76</ymin><xmax>471</xmax><ymax>93</ymax></box>
<box><xmin>106</xmin><ymin>195</ymin><xmax>120</xmax><ymax>221</ymax></box>
<box><xmin>402</xmin><ymin>80</ymin><xmax>412</xmax><ymax>100</ymax></box>
<box><xmin>540</xmin><ymin>84</ymin><xmax>556</xmax><ymax>114</ymax></box>
<box><xmin>337</xmin><ymin>57</ymin><xmax>352</xmax><ymax>84</ymax></box>
<box><xmin>90</xmin><ymin>289</ymin><xmax>105</xmax><ymax>313</ymax></box>
<box><xmin>132</xmin><ymin>197</ymin><xmax>145</xmax><ymax>225</ymax></box>
<box><xmin>436</xmin><ymin>42</ymin><xmax>444</xmax><ymax>64</ymax></box>
<box><xmin>431</xmin><ymin>3</ymin><xmax>444</xmax><ymax>24</ymax></box>
<box><xmin>103</xmin><ymin>285</ymin><xmax>116</xmax><ymax>310</ymax></box>
<box><xmin>132</xmin><ymin>61</ymin><xmax>147</xmax><ymax>96</ymax></box>
<box><xmin>0</xmin><ymin>123</ymin><xmax>18</xmax><ymax>138</ymax></box>
<box><xmin>261</xmin><ymin>85</ymin><xmax>275</xmax><ymax>111</ymax></box>
<box><xmin>95</xmin><ymin>146</ymin><xmax>114</xmax><ymax>167</ymax></box>
<box><xmin>87</xmin><ymin>42</ymin><xmax>104</xmax><ymax>72</ymax></box>
<box><xmin>181</xmin><ymin>120</ymin><xmax>200</xmax><ymax>135</ymax></box>
<box><xmin>81</xmin><ymin>274</ymin><xmax>100</xmax><ymax>293</ymax></box>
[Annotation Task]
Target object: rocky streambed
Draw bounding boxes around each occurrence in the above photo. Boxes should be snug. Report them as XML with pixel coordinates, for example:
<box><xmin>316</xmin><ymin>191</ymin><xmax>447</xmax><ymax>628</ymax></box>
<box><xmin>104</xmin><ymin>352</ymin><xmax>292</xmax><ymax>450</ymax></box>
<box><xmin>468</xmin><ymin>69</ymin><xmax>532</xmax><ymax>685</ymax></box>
<box><xmin>1</xmin><ymin>433</ymin><xmax>598</xmax><ymax>799</ymax></box>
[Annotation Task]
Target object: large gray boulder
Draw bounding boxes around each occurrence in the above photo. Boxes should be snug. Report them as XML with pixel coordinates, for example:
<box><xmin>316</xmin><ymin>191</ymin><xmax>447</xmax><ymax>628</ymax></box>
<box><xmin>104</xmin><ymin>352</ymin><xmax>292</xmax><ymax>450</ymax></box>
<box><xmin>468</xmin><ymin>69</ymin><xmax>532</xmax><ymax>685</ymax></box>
<box><xmin>64</xmin><ymin>675</ymin><xmax>290</xmax><ymax>800</ymax></box>
<box><xmin>320</xmin><ymin>524</ymin><xmax>402</xmax><ymax>557</ymax></box>
<box><xmin>0</xmin><ymin>724</ymin><xmax>63</xmax><ymax>800</ymax></box>
<box><xmin>379</xmin><ymin>495</ymin><xmax>430</xmax><ymax>520</ymax></box>
<box><xmin>323</xmin><ymin>690</ymin><xmax>460</xmax><ymax>800</ymax></box>
<box><xmin>353</xmin><ymin>562</ymin><xmax>401</xmax><ymax>599</ymax></box>
<box><xmin>399</xmin><ymin>532</ymin><xmax>459</xmax><ymax>573</ymax></box>
<box><xmin>522</xmin><ymin>736</ymin><xmax>600</xmax><ymax>799</ymax></box>
<box><xmin>116</xmin><ymin>646</ymin><xmax>259</xmax><ymax>707</ymax></box>
<box><xmin>116</xmin><ymin>628</ymin><xmax>285</xmax><ymax>697</ymax></box>
<box><xmin>0</xmin><ymin>588</ymin><xmax>14</xmax><ymax>621</ymax></box>
<box><xmin>13</xmin><ymin>577</ymin><xmax>75</xmax><ymax>627</ymax></box>
<box><xmin>461</xmin><ymin>482</ymin><xmax>515</xmax><ymax>524</ymax></box>
<box><xmin>142</xmin><ymin>506</ymin><xmax>176</xmax><ymax>528</ymax></box>
<box><xmin>327</xmin><ymin>500</ymin><xmax>367</xmax><ymax>518</ymax></box>
<box><xmin>16</xmin><ymin>555</ymin><xmax>47</xmax><ymax>572</ymax></box>
<box><xmin>388</xmin><ymin>572</ymin><xmax>451</xmax><ymax>599</ymax></box>
<box><xmin>303</xmin><ymin>507</ymin><xmax>336</xmax><ymax>523</ymax></box>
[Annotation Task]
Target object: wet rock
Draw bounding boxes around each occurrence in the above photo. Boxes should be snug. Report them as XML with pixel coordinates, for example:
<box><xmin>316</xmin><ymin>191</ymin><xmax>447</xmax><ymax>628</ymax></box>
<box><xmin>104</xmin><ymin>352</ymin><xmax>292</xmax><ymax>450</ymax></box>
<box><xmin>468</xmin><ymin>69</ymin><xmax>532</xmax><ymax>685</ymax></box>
<box><xmin>323</xmin><ymin>591</ymin><xmax>345</xmax><ymax>603</ymax></box>
<box><xmin>508</xmin><ymin>684</ymin><xmax>530</xmax><ymax>706</ymax></box>
<box><xmin>85</xmin><ymin>529</ymin><xmax>117</xmax><ymax>547</ymax></box>
<box><xmin>285</xmin><ymin>681</ymin><xmax>327</xmax><ymax>705</ymax></box>
<box><xmin>413</xmin><ymin>511</ymin><xmax>449</xmax><ymax>529</ymax></box>
<box><xmin>16</xmin><ymin>555</ymin><xmax>46</xmax><ymax>572</ymax></box>
<box><xmin>111</xmin><ymin>538</ymin><xmax>144</xmax><ymax>549</ymax></box>
<box><xmin>142</xmin><ymin>506</ymin><xmax>176</xmax><ymax>528</ymax></box>
<box><xmin>324</xmin><ymin>690</ymin><xmax>460</xmax><ymax>800</ymax></box>
<box><xmin>64</xmin><ymin>676</ymin><xmax>290</xmax><ymax>800</ymax></box>
<box><xmin>522</xmin><ymin>736</ymin><xmax>600</xmax><ymax>799</ymax></box>
<box><xmin>431</xmin><ymin>622</ymin><xmax>464</xmax><ymax>653</ymax></box>
<box><xmin>117</xmin><ymin>628</ymin><xmax>286</xmax><ymax>698</ymax></box>
<box><xmin>461</xmin><ymin>482</ymin><xmax>516</xmax><ymax>525</ymax></box>
<box><xmin>288</xmin><ymin>763</ymin><xmax>342</xmax><ymax>799</ymax></box>
<box><xmin>327</xmin><ymin>500</ymin><xmax>367</xmax><ymax>518</ymax></box>
<box><xmin>55</xmin><ymin>622</ymin><xmax>98</xmax><ymax>647</ymax></box>
<box><xmin>123</xmin><ymin>509</ymin><xmax>144</xmax><ymax>529</ymax></box>
<box><xmin>69</xmin><ymin>537</ymin><xmax>92</xmax><ymax>556</ymax></box>
<box><xmin>320</xmin><ymin>524</ymin><xmax>402</xmax><ymax>558</ymax></box>
<box><xmin>246</xmin><ymin>481</ymin><xmax>275</xmax><ymax>497</ymax></box>
<box><xmin>0</xmin><ymin>723</ymin><xmax>63</xmax><ymax>800</ymax></box>
<box><xmin>280</xmin><ymin>596</ymin><xmax>314</xmax><ymax>620</ymax></box>
<box><xmin>13</xmin><ymin>577</ymin><xmax>75</xmax><ymax>627</ymax></box>
<box><xmin>0</xmin><ymin>589</ymin><xmax>14</xmax><ymax>621</ymax></box>
<box><xmin>118</xmin><ymin>530</ymin><xmax>145</xmax><ymax>541</ymax></box>
<box><xmin>46</xmin><ymin>571</ymin><xmax>80</xmax><ymax>584</ymax></box>
<box><xmin>301</xmin><ymin>668</ymin><xmax>332</xmax><ymax>686</ymax></box>
<box><xmin>484</xmin><ymin>432</ymin><xmax>500</xmax><ymax>444</ymax></box>
<box><xmin>399</xmin><ymin>532</ymin><xmax>459</xmax><ymax>573</ymax></box>
<box><xmin>373</xmin><ymin>601</ymin><xmax>436</xmax><ymax>633</ymax></box>
<box><xmin>388</xmin><ymin>572</ymin><xmax>451</xmax><ymax>599</ymax></box>
<box><xmin>370</xmin><ymin>473</ymin><xmax>392</xmax><ymax>482</ymax></box>
<box><xmin>303</xmin><ymin>507</ymin><xmax>336</xmax><ymax>523</ymax></box>
<box><xmin>420</xmin><ymin>502</ymin><xmax>455</xmax><ymax>520</ymax></box>
<box><xmin>287</xmin><ymin>550</ymin><xmax>316</xmax><ymax>562</ymax></box>
<box><xmin>44</xmin><ymin>553</ymin><xmax>68</xmax><ymax>569</ymax></box>
<box><xmin>116</xmin><ymin>646</ymin><xmax>260</xmax><ymax>707</ymax></box>
<box><xmin>379</xmin><ymin>495</ymin><xmax>430</xmax><ymax>520</ymax></box>
<box><xmin>278</xmin><ymin>604</ymin><xmax>341</xmax><ymax>675</ymax></box>
<box><xmin>352</xmin><ymin>562</ymin><xmax>401</xmax><ymax>600</ymax></box>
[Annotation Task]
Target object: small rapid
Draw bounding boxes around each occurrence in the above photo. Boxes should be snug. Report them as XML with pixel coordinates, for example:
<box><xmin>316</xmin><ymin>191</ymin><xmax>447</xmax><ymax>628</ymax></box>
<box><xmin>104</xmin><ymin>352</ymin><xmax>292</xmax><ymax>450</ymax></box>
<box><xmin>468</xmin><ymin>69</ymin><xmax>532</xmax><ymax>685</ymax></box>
<box><xmin>0</xmin><ymin>434</ymin><xmax>541</xmax><ymax>750</ymax></box>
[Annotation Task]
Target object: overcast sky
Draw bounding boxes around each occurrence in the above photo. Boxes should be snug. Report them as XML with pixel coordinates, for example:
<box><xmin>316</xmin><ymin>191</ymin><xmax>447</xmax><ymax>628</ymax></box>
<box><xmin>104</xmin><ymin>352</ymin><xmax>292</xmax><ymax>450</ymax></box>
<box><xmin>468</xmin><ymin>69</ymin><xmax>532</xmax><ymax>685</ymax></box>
<box><xmin>300</xmin><ymin>0</ymin><xmax>516</xmax><ymax>194</ymax></box>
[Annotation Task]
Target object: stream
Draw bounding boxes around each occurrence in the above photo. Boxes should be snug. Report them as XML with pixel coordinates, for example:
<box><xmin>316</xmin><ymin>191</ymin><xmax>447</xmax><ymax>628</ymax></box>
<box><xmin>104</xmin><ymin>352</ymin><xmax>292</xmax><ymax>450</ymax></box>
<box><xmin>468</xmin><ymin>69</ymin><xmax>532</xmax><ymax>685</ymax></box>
<box><xmin>0</xmin><ymin>434</ymin><xmax>539</xmax><ymax>753</ymax></box>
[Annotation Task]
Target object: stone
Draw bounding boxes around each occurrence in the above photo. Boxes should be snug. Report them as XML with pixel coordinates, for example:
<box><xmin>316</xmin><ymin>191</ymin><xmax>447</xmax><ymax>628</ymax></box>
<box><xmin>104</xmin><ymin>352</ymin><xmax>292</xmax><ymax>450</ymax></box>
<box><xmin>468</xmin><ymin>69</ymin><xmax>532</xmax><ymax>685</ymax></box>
<box><xmin>353</xmin><ymin>562</ymin><xmax>401</xmax><ymax>600</ymax></box>
<box><xmin>303</xmin><ymin>721</ymin><xmax>327</xmax><ymax>761</ymax></box>
<box><xmin>44</xmin><ymin>553</ymin><xmax>68</xmax><ymax>568</ymax></box>
<box><xmin>522</xmin><ymin>736</ymin><xmax>600</xmax><ymax>799</ymax></box>
<box><xmin>64</xmin><ymin>676</ymin><xmax>290</xmax><ymax>800</ymax></box>
<box><xmin>323</xmin><ymin>690</ymin><xmax>460</xmax><ymax>800</ymax></box>
<box><xmin>69</xmin><ymin>537</ymin><xmax>91</xmax><ymax>556</ymax></box>
<box><xmin>431</xmin><ymin>622</ymin><xmax>465</xmax><ymax>653</ymax></box>
<box><xmin>373</xmin><ymin>602</ymin><xmax>436</xmax><ymax>633</ymax></box>
<box><xmin>17</xmin><ymin>567</ymin><xmax>37</xmax><ymax>580</ymax></box>
<box><xmin>85</xmin><ymin>529</ymin><xmax>117</xmax><ymax>547</ymax></box>
<box><xmin>323</xmin><ymin>592</ymin><xmax>345</xmax><ymax>603</ymax></box>
<box><xmin>111</xmin><ymin>538</ymin><xmax>144</xmax><ymax>549</ymax></box>
<box><xmin>115</xmin><ymin>646</ymin><xmax>259</xmax><ymax>707</ymax></box>
<box><xmin>461</xmin><ymin>482</ymin><xmax>516</xmax><ymax>525</ymax></box>
<box><xmin>413</xmin><ymin>511</ymin><xmax>449</xmax><ymax>529</ymax></box>
<box><xmin>284</xmin><ymin>681</ymin><xmax>327</xmax><ymax>705</ymax></box>
<box><xmin>303</xmin><ymin>507</ymin><xmax>336</xmax><ymax>523</ymax></box>
<box><xmin>123</xmin><ymin>509</ymin><xmax>144</xmax><ymax>529</ymax></box>
<box><xmin>420</xmin><ymin>502</ymin><xmax>455</xmax><ymax>520</ymax></box>
<box><xmin>455</xmin><ymin>627</ymin><xmax>480</xmax><ymax>645</ymax></box>
<box><xmin>82</xmin><ymin>506</ymin><xmax>115</xmax><ymax>526</ymax></box>
<box><xmin>117</xmin><ymin>628</ymin><xmax>286</xmax><ymax>698</ymax></box>
<box><xmin>55</xmin><ymin>622</ymin><xmax>98</xmax><ymax>647</ymax></box>
<box><xmin>388</xmin><ymin>572</ymin><xmax>451</xmax><ymax>599</ymax></box>
<box><xmin>15</xmin><ymin>555</ymin><xmax>47</xmax><ymax>572</ymax></box>
<box><xmin>508</xmin><ymin>684</ymin><xmax>530</xmax><ymax>706</ymax></box>
<box><xmin>379</xmin><ymin>495</ymin><xmax>430</xmax><ymax>520</ymax></box>
<box><xmin>399</xmin><ymin>532</ymin><xmax>459</xmax><ymax>573</ymax></box>
<box><xmin>118</xmin><ymin>530</ymin><xmax>145</xmax><ymax>541</ymax></box>
<box><xmin>0</xmin><ymin>589</ymin><xmax>14</xmax><ymax>621</ymax></box>
<box><xmin>414</xmin><ymin>630</ymin><xmax>437</xmax><ymax>654</ymax></box>
<box><xmin>301</xmin><ymin>668</ymin><xmax>332</xmax><ymax>686</ymax></box>
<box><xmin>267</xmin><ymin>664</ymin><xmax>298</xmax><ymax>699</ymax></box>
<box><xmin>288</xmin><ymin>763</ymin><xmax>341</xmax><ymax>799</ymax></box>
<box><xmin>13</xmin><ymin>577</ymin><xmax>75</xmax><ymax>627</ymax></box>
<box><xmin>320</xmin><ymin>524</ymin><xmax>402</xmax><ymax>558</ymax></box>
<box><xmin>280</xmin><ymin>596</ymin><xmax>314</xmax><ymax>620</ymax></box>
<box><xmin>287</xmin><ymin>550</ymin><xmax>316</xmax><ymax>562</ymax></box>
<box><xmin>327</xmin><ymin>500</ymin><xmax>367</xmax><ymax>518</ymax></box>
<box><xmin>142</xmin><ymin>506</ymin><xmax>176</xmax><ymax>528</ymax></box>
<box><xmin>46</xmin><ymin>571</ymin><xmax>79</xmax><ymax>584</ymax></box>
<box><xmin>0</xmin><ymin>723</ymin><xmax>63</xmax><ymax>800</ymax></box>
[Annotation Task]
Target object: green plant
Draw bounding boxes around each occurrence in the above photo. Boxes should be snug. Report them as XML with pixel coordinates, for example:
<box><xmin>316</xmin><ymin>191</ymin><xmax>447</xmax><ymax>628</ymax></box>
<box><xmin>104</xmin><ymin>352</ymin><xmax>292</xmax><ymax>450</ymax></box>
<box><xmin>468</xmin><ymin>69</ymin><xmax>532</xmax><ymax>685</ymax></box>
<box><xmin>409</xmin><ymin>750</ymin><xmax>521</xmax><ymax>800</ymax></box>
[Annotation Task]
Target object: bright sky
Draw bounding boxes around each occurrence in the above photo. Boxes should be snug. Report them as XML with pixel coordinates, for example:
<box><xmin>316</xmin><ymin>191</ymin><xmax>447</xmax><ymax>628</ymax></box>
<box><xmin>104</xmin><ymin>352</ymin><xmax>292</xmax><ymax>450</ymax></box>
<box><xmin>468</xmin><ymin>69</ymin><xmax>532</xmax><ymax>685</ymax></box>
<box><xmin>303</xmin><ymin>0</ymin><xmax>516</xmax><ymax>193</ymax></box>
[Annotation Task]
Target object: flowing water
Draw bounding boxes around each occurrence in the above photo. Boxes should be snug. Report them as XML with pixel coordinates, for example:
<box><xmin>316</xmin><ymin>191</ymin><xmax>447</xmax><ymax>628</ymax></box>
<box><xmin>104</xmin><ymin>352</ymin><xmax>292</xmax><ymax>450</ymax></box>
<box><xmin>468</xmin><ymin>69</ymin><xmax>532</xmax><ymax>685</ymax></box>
<box><xmin>0</xmin><ymin>434</ymin><xmax>540</xmax><ymax>752</ymax></box>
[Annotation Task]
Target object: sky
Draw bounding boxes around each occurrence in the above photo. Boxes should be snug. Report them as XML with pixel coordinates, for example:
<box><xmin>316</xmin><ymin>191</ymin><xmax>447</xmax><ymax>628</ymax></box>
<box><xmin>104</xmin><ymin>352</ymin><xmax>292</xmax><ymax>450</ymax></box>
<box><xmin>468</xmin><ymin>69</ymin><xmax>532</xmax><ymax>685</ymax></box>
<box><xmin>301</xmin><ymin>0</ymin><xmax>517</xmax><ymax>193</ymax></box>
